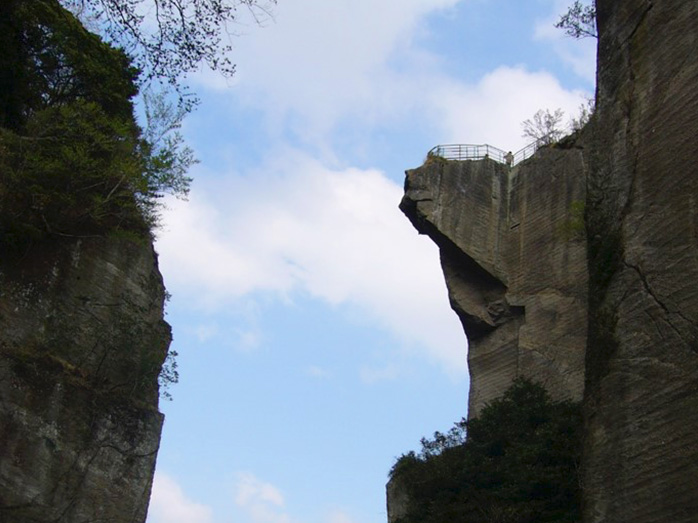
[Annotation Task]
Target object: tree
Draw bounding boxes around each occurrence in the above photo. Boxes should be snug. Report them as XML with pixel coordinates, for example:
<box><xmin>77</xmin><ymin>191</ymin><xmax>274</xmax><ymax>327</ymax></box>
<box><xmin>389</xmin><ymin>379</ymin><xmax>583</xmax><ymax>523</ymax></box>
<box><xmin>60</xmin><ymin>0</ymin><xmax>276</xmax><ymax>104</ymax></box>
<box><xmin>0</xmin><ymin>0</ymin><xmax>193</xmax><ymax>247</ymax></box>
<box><xmin>0</xmin><ymin>0</ymin><xmax>139</xmax><ymax>131</ymax></box>
<box><xmin>556</xmin><ymin>1</ymin><xmax>597</xmax><ymax>39</ymax></box>
<box><xmin>521</xmin><ymin>109</ymin><xmax>566</xmax><ymax>147</ymax></box>
<box><xmin>569</xmin><ymin>97</ymin><xmax>595</xmax><ymax>133</ymax></box>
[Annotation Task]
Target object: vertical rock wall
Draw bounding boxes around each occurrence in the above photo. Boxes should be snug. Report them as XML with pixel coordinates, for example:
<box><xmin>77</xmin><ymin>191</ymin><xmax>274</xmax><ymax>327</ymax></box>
<box><xmin>0</xmin><ymin>238</ymin><xmax>170</xmax><ymax>522</ymax></box>
<box><xmin>394</xmin><ymin>2</ymin><xmax>698</xmax><ymax>520</ymax></box>
<box><xmin>583</xmin><ymin>1</ymin><xmax>698</xmax><ymax>521</ymax></box>
<box><xmin>400</xmin><ymin>146</ymin><xmax>587</xmax><ymax>417</ymax></box>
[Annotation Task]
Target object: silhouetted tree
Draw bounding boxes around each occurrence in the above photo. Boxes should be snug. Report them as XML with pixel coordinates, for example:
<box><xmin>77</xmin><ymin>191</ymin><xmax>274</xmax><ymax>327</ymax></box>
<box><xmin>522</xmin><ymin>109</ymin><xmax>566</xmax><ymax>146</ymax></box>
<box><xmin>556</xmin><ymin>1</ymin><xmax>597</xmax><ymax>39</ymax></box>
<box><xmin>61</xmin><ymin>0</ymin><xmax>276</xmax><ymax>103</ymax></box>
<box><xmin>569</xmin><ymin>97</ymin><xmax>595</xmax><ymax>132</ymax></box>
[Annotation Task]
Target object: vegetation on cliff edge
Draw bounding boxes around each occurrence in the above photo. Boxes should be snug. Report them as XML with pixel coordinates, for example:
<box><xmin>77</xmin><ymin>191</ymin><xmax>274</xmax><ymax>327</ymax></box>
<box><xmin>390</xmin><ymin>379</ymin><xmax>582</xmax><ymax>523</ymax></box>
<box><xmin>0</xmin><ymin>0</ymin><xmax>193</xmax><ymax>252</ymax></box>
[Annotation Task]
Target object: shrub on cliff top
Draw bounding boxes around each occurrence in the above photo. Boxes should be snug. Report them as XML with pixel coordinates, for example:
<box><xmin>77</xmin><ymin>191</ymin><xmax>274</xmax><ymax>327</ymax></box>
<box><xmin>390</xmin><ymin>379</ymin><xmax>582</xmax><ymax>523</ymax></box>
<box><xmin>0</xmin><ymin>0</ymin><xmax>193</xmax><ymax>251</ymax></box>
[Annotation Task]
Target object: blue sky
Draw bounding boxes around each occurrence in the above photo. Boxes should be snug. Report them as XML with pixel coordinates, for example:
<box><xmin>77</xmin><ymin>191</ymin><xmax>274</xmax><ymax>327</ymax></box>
<box><xmin>147</xmin><ymin>1</ymin><xmax>595</xmax><ymax>522</ymax></box>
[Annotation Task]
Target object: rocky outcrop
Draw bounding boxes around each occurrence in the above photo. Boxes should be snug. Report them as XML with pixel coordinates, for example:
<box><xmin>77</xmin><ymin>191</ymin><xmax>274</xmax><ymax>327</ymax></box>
<box><xmin>386</xmin><ymin>474</ymin><xmax>411</xmax><ymax>523</ymax></box>
<box><xmin>0</xmin><ymin>237</ymin><xmax>170</xmax><ymax>522</ymax></box>
<box><xmin>394</xmin><ymin>1</ymin><xmax>698</xmax><ymax>521</ymax></box>
<box><xmin>583</xmin><ymin>1</ymin><xmax>698</xmax><ymax>521</ymax></box>
<box><xmin>400</xmin><ymin>147</ymin><xmax>588</xmax><ymax>417</ymax></box>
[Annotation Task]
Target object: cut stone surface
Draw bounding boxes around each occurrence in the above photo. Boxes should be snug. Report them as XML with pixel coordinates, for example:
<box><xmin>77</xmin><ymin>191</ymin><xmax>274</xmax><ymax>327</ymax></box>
<box><xmin>583</xmin><ymin>1</ymin><xmax>698</xmax><ymax>521</ymax></box>
<box><xmin>0</xmin><ymin>238</ymin><xmax>170</xmax><ymax>522</ymax></box>
<box><xmin>400</xmin><ymin>148</ymin><xmax>588</xmax><ymax>417</ymax></box>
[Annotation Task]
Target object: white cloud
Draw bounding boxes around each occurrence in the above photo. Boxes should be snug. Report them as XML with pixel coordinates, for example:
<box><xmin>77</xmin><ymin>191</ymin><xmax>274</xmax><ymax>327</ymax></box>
<box><xmin>428</xmin><ymin>65</ymin><xmax>591</xmax><ymax>152</ymax></box>
<box><xmin>189</xmin><ymin>0</ymin><xmax>593</xmax><ymax>153</ymax></box>
<box><xmin>233</xmin><ymin>475</ymin><xmax>360</xmax><ymax>523</ymax></box>
<box><xmin>147</xmin><ymin>472</ymin><xmax>213</xmax><ymax>523</ymax></box>
<box><xmin>156</xmin><ymin>149</ymin><xmax>467</xmax><ymax>373</ymax></box>
<box><xmin>235</xmin><ymin>473</ymin><xmax>292</xmax><ymax>523</ymax></box>
<box><xmin>190</xmin><ymin>0</ymin><xmax>460</xmax><ymax>145</ymax></box>
<box><xmin>236</xmin><ymin>473</ymin><xmax>285</xmax><ymax>507</ymax></box>
<box><xmin>161</xmin><ymin>0</ymin><xmax>594</xmax><ymax>377</ymax></box>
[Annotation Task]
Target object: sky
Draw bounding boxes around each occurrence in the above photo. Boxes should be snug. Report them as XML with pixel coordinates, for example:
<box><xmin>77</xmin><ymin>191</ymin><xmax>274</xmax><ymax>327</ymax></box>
<box><xmin>147</xmin><ymin>1</ymin><xmax>596</xmax><ymax>522</ymax></box>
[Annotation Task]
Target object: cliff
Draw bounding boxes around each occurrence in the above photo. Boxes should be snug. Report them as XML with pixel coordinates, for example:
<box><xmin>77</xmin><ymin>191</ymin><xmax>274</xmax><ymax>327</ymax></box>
<box><xmin>583</xmin><ymin>1</ymin><xmax>698</xmax><ymax>521</ymax></box>
<box><xmin>393</xmin><ymin>0</ymin><xmax>698</xmax><ymax>521</ymax></box>
<box><xmin>400</xmin><ymin>146</ymin><xmax>588</xmax><ymax>416</ymax></box>
<box><xmin>0</xmin><ymin>237</ymin><xmax>171</xmax><ymax>522</ymax></box>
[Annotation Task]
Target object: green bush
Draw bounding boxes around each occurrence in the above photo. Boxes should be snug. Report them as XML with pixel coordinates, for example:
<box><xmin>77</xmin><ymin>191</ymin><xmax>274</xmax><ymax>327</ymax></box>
<box><xmin>1</xmin><ymin>101</ymin><xmax>146</xmax><ymax>240</ymax></box>
<box><xmin>0</xmin><ymin>0</ymin><xmax>192</xmax><ymax>253</ymax></box>
<box><xmin>0</xmin><ymin>0</ymin><xmax>139</xmax><ymax>131</ymax></box>
<box><xmin>390</xmin><ymin>379</ymin><xmax>582</xmax><ymax>523</ymax></box>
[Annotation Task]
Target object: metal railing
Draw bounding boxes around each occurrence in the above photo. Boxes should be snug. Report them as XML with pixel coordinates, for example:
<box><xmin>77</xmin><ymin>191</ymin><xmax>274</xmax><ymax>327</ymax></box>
<box><xmin>512</xmin><ymin>140</ymin><xmax>543</xmax><ymax>165</ymax></box>
<box><xmin>428</xmin><ymin>140</ymin><xmax>545</xmax><ymax>168</ymax></box>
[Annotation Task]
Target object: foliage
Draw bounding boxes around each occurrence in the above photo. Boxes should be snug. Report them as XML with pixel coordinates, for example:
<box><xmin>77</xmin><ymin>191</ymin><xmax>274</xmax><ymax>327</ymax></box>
<box><xmin>569</xmin><ymin>97</ymin><xmax>595</xmax><ymax>133</ymax></box>
<box><xmin>1</xmin><ymin>101</ymin><xmax>144</xmax><ymax>245</ymax></box>
<box><xmin>141</xmin><ymin>89</ymin><xmax>196</xmax><ymax>198</ymax></box>
<box><xmin>522</xmin><ymin>98</ymin><xmax>595</xmax><ymax>152</ymax></box>
<box><xmin>424</xmin><ymin>150</ymin><xmax>448</xmax><ymax>166</ymax></box>
<box><xmin>159</xmin><ymin>349</ymin><xmax>179</xmax><ymax>401</ymax></box>
<box><xmin>522</xmin><ymin>109</ymin><xmax>566</xmax><ymax>147</ymax></box>
<box><xmin>61</xmin><ymin>0</ymin><xmax>276</xmax><ymax>107</ymax></box>
<box><xmin>556</xmin><ymin>1</ymin><xmax>597</xmax><ymax>39</ymax></box>
<box><xmin>0</xmin><ymin>0</ymin><xmax>196</xmax><ymax>402</ymax></box>
<box><xmin>0</xmin><ymin>0</ymin><xmax>139</xmax><ymax>131</ymax></box>
<box><xmin>389</xmin><ymin>379</ymin><xmax>582</xmax><ymax>523</ymax></box>
<box><xmin>0</xmin><ymin>0</ymin><xmax>192</xmax><ymax>252</ymax></box>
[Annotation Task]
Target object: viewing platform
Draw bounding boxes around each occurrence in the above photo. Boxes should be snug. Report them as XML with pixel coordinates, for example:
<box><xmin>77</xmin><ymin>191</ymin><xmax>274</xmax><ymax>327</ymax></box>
<box><xmin>427</xmin><ymin>141</ymin><xmax>541</xmax><ymax>168</ymax></box>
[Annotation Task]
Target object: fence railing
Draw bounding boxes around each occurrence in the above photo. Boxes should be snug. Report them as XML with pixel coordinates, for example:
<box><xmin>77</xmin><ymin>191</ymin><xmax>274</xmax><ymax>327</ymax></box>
<box><xmin>428</xmin><ymin>140</ymin><xmax>545</xmax><ymax>167</ymax></box>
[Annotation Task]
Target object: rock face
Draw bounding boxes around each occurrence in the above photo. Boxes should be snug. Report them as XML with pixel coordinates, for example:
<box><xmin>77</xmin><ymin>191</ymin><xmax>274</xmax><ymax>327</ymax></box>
<box><xmin>583</xmin><ymin>1</ymin><xmax>698</xmax><ymax>521</ymax></box>
<box><xmin>386</xmin><ymin>474</ymin><xmax>411</xmax><ymax>523</ymax></box>
<box><xmin>400</xmin><ymin>148</ymin><xmax>588</xmax><ymax>417</ymax></box>
<box><xmin>0</xmin><ymin>238</ymin><xmax>171</xmax><ymax>522</ymax></box>
<box><xmin>392</xmin><ymin>1</ymin><xmax>698</xmax><ymax>521</ymax></box>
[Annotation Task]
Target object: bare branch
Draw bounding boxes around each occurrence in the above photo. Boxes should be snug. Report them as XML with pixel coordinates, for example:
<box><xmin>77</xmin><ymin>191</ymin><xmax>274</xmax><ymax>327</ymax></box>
<box><xmin>522</xmin><ymin>108</ymin><xmax>566</xmax><ymax>147</ymax></box>
<box><xmin>61</xmin><ymin>0</ymin><xmax>277</xmax><ymax>93</ymax></box>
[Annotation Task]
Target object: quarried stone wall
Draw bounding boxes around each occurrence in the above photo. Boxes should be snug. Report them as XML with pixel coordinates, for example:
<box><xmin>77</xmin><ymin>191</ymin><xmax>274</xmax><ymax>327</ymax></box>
<box><xmin>400</xmin><ymin>146</ymin><xmax>588</xmax><ymax>417</ymax></box>
<box><xmin>0</xmin><ymin>238</ymin><xmax>170</xmax><ymax>522</ymax></box>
